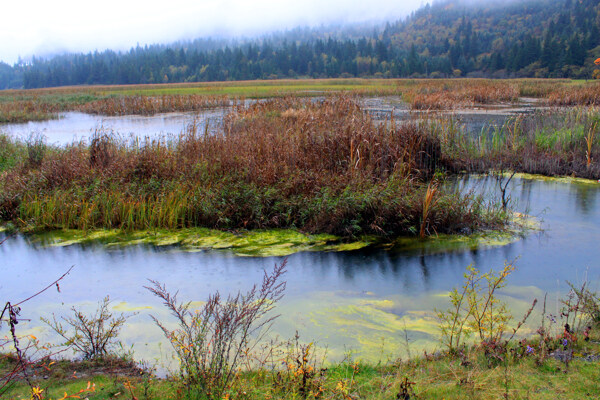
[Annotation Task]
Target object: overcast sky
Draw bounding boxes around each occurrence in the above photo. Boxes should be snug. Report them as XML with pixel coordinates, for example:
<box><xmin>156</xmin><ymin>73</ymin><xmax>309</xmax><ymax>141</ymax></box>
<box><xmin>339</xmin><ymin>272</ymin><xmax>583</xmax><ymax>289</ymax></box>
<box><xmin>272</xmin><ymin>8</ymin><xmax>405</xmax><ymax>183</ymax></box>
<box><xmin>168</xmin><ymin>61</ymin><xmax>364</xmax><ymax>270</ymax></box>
<box><xmin>0</xmin><ymin>0</ymin><xmax>429</xmax><ymax>64</ymax></box>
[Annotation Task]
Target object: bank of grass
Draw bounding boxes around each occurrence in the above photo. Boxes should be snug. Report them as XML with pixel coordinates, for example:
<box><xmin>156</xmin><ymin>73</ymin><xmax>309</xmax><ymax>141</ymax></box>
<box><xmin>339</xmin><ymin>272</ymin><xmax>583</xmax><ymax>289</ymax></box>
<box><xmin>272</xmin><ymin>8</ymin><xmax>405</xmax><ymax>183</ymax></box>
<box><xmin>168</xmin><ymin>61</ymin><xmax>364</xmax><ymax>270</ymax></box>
<box><xmin>434</xmin><ymin>106</ymin><xmax>600</xmax><ymax>179</ymax></box>
<box><xmin>2</xmin><ymin>332</ymin><xmax>599</xmax><ymax>399</ymax></box>
<box><xmin>0</xmin><ymin>96</ymin><xmax>507</xmax><ymax>238</ymax></box>
<box><xmin>1</xmin><ymin>78</ymin><xmax>598</xmax><ymax>123</ymax></box>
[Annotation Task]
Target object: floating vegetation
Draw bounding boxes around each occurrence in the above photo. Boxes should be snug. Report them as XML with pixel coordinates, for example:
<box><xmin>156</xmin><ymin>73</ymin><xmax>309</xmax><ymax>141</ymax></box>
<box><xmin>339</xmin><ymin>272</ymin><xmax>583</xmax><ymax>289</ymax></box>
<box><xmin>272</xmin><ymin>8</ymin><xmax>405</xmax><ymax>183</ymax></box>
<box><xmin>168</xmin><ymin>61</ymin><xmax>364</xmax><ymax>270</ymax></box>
<box><xmin>23</xmin><ymin>228</ymin><xmax>370</xmax><ymax>257</ymax></box>
<box><xmin>21</xmin><ymin>210</ymin><xmax>535</xmax><ymax>257</ymax></box>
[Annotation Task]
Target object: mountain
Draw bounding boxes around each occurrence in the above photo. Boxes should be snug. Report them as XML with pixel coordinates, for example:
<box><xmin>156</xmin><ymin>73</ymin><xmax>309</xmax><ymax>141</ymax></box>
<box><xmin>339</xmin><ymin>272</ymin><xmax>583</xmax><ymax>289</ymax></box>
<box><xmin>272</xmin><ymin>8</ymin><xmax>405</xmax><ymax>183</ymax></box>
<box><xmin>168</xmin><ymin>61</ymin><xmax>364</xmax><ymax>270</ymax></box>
<box><xmin>2</xmin><ymin>0</ymin><xmax>600</xmax><ymax>89</ymax></box>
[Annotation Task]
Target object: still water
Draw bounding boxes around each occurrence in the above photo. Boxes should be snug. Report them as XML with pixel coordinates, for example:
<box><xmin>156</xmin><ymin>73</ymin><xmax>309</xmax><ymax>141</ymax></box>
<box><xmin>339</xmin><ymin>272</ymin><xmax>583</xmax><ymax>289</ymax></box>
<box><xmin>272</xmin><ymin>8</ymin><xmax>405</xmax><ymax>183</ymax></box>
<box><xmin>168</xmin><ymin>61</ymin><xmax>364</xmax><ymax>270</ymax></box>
<box><xmin>1</xmin><ymin>176</ymin><xmax>599</xmax><ymax>365</ymax></box>
<box><xmin>0</xmin><ymin>109</ymin><xmax>227</xmax><ymax>145</ymax></box>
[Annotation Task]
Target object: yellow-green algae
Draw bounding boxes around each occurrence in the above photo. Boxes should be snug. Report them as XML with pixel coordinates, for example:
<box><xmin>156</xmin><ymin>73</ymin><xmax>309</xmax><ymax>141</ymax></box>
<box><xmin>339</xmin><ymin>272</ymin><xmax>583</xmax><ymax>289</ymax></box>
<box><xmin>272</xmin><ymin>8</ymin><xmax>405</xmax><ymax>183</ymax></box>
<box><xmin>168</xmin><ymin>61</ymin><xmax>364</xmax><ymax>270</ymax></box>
<box><xmin>25</xmin><ymin>227</ymin><xmax>369</xmax><ymax>257</ymax></box>
<box><xmin>388</xmin><ymin>211</ymin><xmax>538</xmax><ymax>255</ymax></box>
<box><xmin>278</xmin><ymin>285</ymin><xmax>542</xmax><ymax>363</ymax></box>
<box><xmin>504</xmin><ymin>171</ymin><xmax>600</xmax><ymax>185</ymax></box>
<box><xmin>21</xmin><ymin>212</ymin><xmax>537</xmax><ymax>257</ymax></box>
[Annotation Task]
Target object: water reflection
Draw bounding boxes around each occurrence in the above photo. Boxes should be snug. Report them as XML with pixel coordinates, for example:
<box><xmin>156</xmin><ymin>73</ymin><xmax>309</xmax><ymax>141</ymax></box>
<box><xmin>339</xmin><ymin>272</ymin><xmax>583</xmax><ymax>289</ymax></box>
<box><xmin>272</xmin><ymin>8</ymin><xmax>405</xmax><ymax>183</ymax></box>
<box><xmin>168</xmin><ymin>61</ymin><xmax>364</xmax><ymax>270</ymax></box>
<box><xmin>0</xmin><ymin>110</ymin><xmax>227</xmax><ymax>145</ymax></box>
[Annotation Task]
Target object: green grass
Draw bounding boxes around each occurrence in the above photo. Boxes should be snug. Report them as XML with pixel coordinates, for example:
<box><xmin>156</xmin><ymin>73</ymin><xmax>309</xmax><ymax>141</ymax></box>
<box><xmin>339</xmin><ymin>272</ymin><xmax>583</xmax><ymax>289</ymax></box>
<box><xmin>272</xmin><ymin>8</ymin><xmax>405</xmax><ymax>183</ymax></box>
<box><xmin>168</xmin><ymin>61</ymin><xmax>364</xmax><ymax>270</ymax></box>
<box><xmin>3</xmin><ymin>337</ymin><xmax>600</xmax><ymax>399</ymax></box>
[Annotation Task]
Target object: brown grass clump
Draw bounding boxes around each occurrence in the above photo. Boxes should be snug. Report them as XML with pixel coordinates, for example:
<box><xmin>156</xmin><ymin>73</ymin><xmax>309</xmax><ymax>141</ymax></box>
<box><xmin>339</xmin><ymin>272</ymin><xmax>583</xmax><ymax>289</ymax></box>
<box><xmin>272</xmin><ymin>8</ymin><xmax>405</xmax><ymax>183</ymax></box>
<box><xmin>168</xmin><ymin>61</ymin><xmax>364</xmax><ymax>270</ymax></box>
<box><xmin>546</xmin><ymin>84</ymin><xmax>600</xmax><ymax>106</ymax></box>
<box><xmin>0</xmin><ymin>100</ymin><xmax>61</xmax><ymax>123</ymax></box>
<box><xmin>77</xmin><ymin>94</ymin><xmax>230</xmax><ymax>116</ymax></box>
<box><xmin>406</xmin><ymin>80</ymin><xmax>519</xmax><ymax>110</ymax></box>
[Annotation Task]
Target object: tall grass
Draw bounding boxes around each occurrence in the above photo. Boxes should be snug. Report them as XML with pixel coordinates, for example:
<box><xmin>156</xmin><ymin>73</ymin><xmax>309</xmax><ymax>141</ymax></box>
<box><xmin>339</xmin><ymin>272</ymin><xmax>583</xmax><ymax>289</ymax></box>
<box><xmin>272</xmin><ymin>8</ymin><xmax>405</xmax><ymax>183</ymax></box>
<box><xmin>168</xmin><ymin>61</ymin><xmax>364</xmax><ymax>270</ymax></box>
<box><xmin>77</xmin><ymin>94</ymin><xmax>230</xmax><ymax>116</ymax></box>
<box><xmin>0</xmin><ymin>97</ymin><xmax>506</xmax><ymax>237</ymax></box>
<box><xmin>427</xmin><ymin>106</ymin><xmax>600</xmax><ymax>178</ymax></box>
<box><xmin>405</xmin><ymin>80</ymin><xmax>519</xmax><ymax>110</ymax></box>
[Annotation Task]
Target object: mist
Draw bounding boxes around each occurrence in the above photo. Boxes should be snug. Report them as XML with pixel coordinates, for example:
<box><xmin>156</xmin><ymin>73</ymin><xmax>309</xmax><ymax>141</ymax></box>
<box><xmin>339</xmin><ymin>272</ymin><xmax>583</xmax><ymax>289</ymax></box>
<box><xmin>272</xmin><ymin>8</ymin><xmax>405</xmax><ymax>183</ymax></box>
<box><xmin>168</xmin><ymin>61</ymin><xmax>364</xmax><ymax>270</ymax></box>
<box><xmin>1</xmin><ymin>0</ymin><xmax>431</xmax><ymax>64</ymax></box>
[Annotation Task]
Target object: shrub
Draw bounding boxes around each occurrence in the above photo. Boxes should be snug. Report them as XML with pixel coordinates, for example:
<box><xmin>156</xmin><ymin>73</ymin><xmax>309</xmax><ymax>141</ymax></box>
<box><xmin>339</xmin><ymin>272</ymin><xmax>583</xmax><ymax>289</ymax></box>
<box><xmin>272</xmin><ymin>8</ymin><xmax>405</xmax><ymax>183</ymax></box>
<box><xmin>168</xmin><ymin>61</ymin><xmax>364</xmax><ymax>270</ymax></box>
<box><xmin>146</xmin><ymin>260</ymin><xmax>287</xmax><ymax>399</ymax></box>
<box><xmin>41</xmin><ymin>296</ymin><xmax>131</xmax><ymax>360</ymax></box>
<box><xmin>437</xmin><ymin>261</ymin><xmax>518</xmax><ymax>353</ymax></box>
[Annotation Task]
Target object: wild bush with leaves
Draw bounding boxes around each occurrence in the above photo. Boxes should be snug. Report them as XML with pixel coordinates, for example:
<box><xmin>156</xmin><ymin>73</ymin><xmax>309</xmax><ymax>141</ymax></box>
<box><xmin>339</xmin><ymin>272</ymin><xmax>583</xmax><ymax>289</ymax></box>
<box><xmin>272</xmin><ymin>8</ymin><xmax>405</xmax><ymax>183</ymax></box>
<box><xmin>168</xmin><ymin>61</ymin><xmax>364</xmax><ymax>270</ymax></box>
<box><xmin>41</xmin><ymin>296</ymin><xmax>131</xmax><ymax>360</ymax></box>
<box><xmin>146</xmin><ymin>260</ymin><xmax>287</xmax><ymax>400</ymax></box>
<box><xmin>436</xmin><ymin>261</ymin><xmax>536</xmax><ymax>355</ymax></box>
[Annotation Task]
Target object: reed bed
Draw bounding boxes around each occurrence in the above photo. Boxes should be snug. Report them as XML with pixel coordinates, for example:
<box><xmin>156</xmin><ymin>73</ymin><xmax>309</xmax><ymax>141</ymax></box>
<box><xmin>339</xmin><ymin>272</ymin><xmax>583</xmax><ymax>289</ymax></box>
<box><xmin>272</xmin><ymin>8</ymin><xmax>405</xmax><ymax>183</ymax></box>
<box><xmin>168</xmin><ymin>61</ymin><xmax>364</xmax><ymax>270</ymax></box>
<box><xmin>76</xmin><ymin>94</ymin><xmax>231</xmax><ymax>116</ymax></box>
<box><xmin>405</xmin><ymin>80</ymin><xmax>520</xmax><ymax>110</ymax></box>
<box><xmin>428</xmin><ymin>106</ymin><xmax>600</xmax><ymax>179</ymax></box>
<box><xmin>0</xmin><ymin>100</ymin><xmax>61</xmax><ymax>123</ymax></box>
<box><xmin>546</xmin><ymin>83</ymin><xmax>600</xmax><ymax>106</ymax></box>
<box><xmin>0</xmin><ymin>97</ymin><xmax>506</xmax><ymax>237</ymax></box>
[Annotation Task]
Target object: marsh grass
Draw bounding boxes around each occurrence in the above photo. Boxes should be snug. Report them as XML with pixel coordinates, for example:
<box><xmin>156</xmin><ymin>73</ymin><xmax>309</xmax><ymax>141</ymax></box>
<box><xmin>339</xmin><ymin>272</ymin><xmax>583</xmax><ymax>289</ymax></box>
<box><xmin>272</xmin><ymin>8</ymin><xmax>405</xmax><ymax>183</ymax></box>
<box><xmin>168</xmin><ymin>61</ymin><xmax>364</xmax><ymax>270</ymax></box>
<box><xmin>77</xmin><ymin>94</ymin><xmax>230</xmax><ymax>116</ymax></box>
<box><xmin>0</xmin><ymin>96</ymin><xmax>505</xmax><ymax>237</ymax></box>
<box><xmin>1</xmin><ymin>78</ymin><xmax>598</xmax><ymax>123</ymax></box>
<box><xmin>405</xmin><ymin>80</ymin><xmax>519</xmax><ymax>110</ymax></box>
<box><xmin>428</xmin><ymin>106</ymin><xmax>600</xmax><ymax>179</ymax></box>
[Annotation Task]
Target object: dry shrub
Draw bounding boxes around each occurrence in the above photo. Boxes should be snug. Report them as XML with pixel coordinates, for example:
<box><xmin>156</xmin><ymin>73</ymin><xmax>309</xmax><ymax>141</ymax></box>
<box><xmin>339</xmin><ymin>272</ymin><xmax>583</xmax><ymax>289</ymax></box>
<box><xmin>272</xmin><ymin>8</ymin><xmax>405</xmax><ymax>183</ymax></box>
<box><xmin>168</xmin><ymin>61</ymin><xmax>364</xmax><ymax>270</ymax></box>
<box><xmin>146</xmin><ymin>261</ymin><xmax>287</xmax><ymax>399</ymax></box>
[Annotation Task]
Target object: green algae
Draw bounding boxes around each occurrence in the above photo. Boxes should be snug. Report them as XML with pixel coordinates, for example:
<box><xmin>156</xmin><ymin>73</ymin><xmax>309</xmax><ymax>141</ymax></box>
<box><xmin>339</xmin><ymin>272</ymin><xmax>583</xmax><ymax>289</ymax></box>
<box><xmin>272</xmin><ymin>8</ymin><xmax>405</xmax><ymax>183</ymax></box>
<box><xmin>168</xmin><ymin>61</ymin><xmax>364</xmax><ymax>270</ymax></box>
<box><xmin>282</xmin><ymin>283</ymin><xmax>544</xmax><ymax>362</ymax></box>
<box><xmin>503</xmin><ymin>172</ymin><xmax>599</xmax><ymax>185</ymax></box>
<box><xmin>25</xmin><ymin>227</ymin><xmax>372</xmax><ymax>257</ymax></box>
<box><xmin>388</xmin><ymin>212</ymin><xmax>538</xmax><ymax>255</ymax></box>
<box><xmin>21</xmin><ymin>211</ymin><xmax>535</xmax><ymax>257</ymax></box>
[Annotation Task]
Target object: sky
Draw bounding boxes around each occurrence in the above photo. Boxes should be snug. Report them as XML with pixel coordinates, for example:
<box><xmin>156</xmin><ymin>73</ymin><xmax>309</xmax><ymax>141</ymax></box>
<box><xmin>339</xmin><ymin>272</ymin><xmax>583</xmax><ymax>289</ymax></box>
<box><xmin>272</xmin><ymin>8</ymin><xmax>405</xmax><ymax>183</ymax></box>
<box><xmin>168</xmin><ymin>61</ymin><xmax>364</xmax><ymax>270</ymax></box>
<box><xmin>0</xmin><ymin>0</ymin><xmax>427</xmax><ymax>64</ymax></box>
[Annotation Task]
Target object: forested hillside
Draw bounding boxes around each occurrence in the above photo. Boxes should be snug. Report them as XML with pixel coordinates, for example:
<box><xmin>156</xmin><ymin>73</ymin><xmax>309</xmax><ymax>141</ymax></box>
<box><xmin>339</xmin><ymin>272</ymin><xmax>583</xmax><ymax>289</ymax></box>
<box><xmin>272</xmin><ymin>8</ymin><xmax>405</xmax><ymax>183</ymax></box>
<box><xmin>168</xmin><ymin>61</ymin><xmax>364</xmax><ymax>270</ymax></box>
<box><xmin>2</xmin><ymin>0</ymin><xmax>600</xmax><ymax>89</ymax></box>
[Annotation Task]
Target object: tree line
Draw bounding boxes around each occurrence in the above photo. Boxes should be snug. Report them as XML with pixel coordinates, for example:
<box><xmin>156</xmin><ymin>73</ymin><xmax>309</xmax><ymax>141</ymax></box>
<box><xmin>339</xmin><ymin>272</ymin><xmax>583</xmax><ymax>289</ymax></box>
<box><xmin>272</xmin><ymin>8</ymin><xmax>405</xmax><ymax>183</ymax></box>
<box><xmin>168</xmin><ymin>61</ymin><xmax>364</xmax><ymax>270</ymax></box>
<box><xmin>1</xmin><ymin>0</ymin><xmax>599</xmax><ymax>89</ymax></box>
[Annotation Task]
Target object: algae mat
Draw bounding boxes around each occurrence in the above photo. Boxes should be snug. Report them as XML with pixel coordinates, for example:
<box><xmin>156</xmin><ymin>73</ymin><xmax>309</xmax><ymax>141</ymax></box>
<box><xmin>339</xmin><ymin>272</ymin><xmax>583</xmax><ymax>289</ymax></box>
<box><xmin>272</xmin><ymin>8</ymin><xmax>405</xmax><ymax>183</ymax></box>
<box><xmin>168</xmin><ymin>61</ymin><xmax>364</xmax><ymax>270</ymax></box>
<box><xmin>17</xmin><ymin>212</ymin><xmax>538</xmax><ymax>258</ymax></box>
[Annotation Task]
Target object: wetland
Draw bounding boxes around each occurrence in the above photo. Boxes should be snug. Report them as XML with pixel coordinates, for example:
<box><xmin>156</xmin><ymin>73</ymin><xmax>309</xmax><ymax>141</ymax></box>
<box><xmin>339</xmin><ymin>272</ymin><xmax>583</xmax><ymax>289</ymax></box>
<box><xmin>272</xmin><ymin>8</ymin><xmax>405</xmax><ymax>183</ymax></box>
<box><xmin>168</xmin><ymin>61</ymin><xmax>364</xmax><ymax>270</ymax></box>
<box><xmin>1</xmin><ymin>79</ymin><xmax>600</xmax><ymax>399</ymax></box>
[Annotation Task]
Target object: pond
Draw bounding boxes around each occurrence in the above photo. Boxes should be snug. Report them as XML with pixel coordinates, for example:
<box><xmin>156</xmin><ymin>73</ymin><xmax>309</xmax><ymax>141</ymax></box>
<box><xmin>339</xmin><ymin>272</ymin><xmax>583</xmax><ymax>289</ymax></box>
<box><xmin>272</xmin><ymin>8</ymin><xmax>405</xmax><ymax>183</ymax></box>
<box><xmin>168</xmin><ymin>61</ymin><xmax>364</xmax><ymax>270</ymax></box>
<box><xmin>0</xmin><ymin>109</ymin><xmax>228</xmax><ymax>145</ymax></box>
<box><xmin>1</xmin><ymin>175</ymin><xmax>599</xmax><ymax>366</ymax></box>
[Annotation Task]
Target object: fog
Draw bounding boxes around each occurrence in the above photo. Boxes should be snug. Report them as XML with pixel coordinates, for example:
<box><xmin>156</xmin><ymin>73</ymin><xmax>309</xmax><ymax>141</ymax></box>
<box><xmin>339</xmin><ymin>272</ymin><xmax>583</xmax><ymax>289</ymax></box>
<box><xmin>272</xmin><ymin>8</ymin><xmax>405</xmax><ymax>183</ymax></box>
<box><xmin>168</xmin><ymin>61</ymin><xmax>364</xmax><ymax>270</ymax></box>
<box><xmin>1</xmin><ymin>0</ymin><xmax>433</xmax><ymax>64</ymax></box>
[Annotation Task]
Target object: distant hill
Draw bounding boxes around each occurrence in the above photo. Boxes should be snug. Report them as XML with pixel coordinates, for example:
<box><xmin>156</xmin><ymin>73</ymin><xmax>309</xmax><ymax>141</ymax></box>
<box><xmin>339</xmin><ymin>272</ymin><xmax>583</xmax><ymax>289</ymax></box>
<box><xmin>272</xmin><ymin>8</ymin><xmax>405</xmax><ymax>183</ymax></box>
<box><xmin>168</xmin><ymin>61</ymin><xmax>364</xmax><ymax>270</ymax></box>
<box><xmin>2</xmin><ymin>0</ymin><xmax>600</xmax><ymax>89</ymax></box>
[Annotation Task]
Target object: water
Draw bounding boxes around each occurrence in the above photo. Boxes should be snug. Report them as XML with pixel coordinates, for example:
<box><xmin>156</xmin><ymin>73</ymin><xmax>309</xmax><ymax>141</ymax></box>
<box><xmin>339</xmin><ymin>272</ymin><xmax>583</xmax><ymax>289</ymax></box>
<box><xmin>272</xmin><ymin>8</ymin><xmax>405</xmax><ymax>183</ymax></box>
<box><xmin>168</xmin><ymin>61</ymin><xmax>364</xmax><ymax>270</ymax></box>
<box><xmin>1</xmin><ymin>176</ymin><xmax>599</xmax><ymax>365</ymax></box>
<box><xmin>0</xmin><ymin>109</ymin><xmax>228</xmax><ymax>145</ymax></box>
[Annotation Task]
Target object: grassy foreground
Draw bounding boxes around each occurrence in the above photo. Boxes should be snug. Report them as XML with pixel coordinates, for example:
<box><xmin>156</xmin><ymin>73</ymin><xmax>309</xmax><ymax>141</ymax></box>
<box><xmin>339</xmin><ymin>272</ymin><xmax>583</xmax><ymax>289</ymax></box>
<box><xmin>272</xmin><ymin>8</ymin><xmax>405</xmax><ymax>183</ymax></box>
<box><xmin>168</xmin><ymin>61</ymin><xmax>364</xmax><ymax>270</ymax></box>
<box><xmin>2</xmin><ymin>290</ymin><xmax>599</xmax><ymax>400</ymax></box>
<box><xmin>2</xmin><ymin>342</ymin><xmax>600</xmax><ymax>400</ymax></box>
